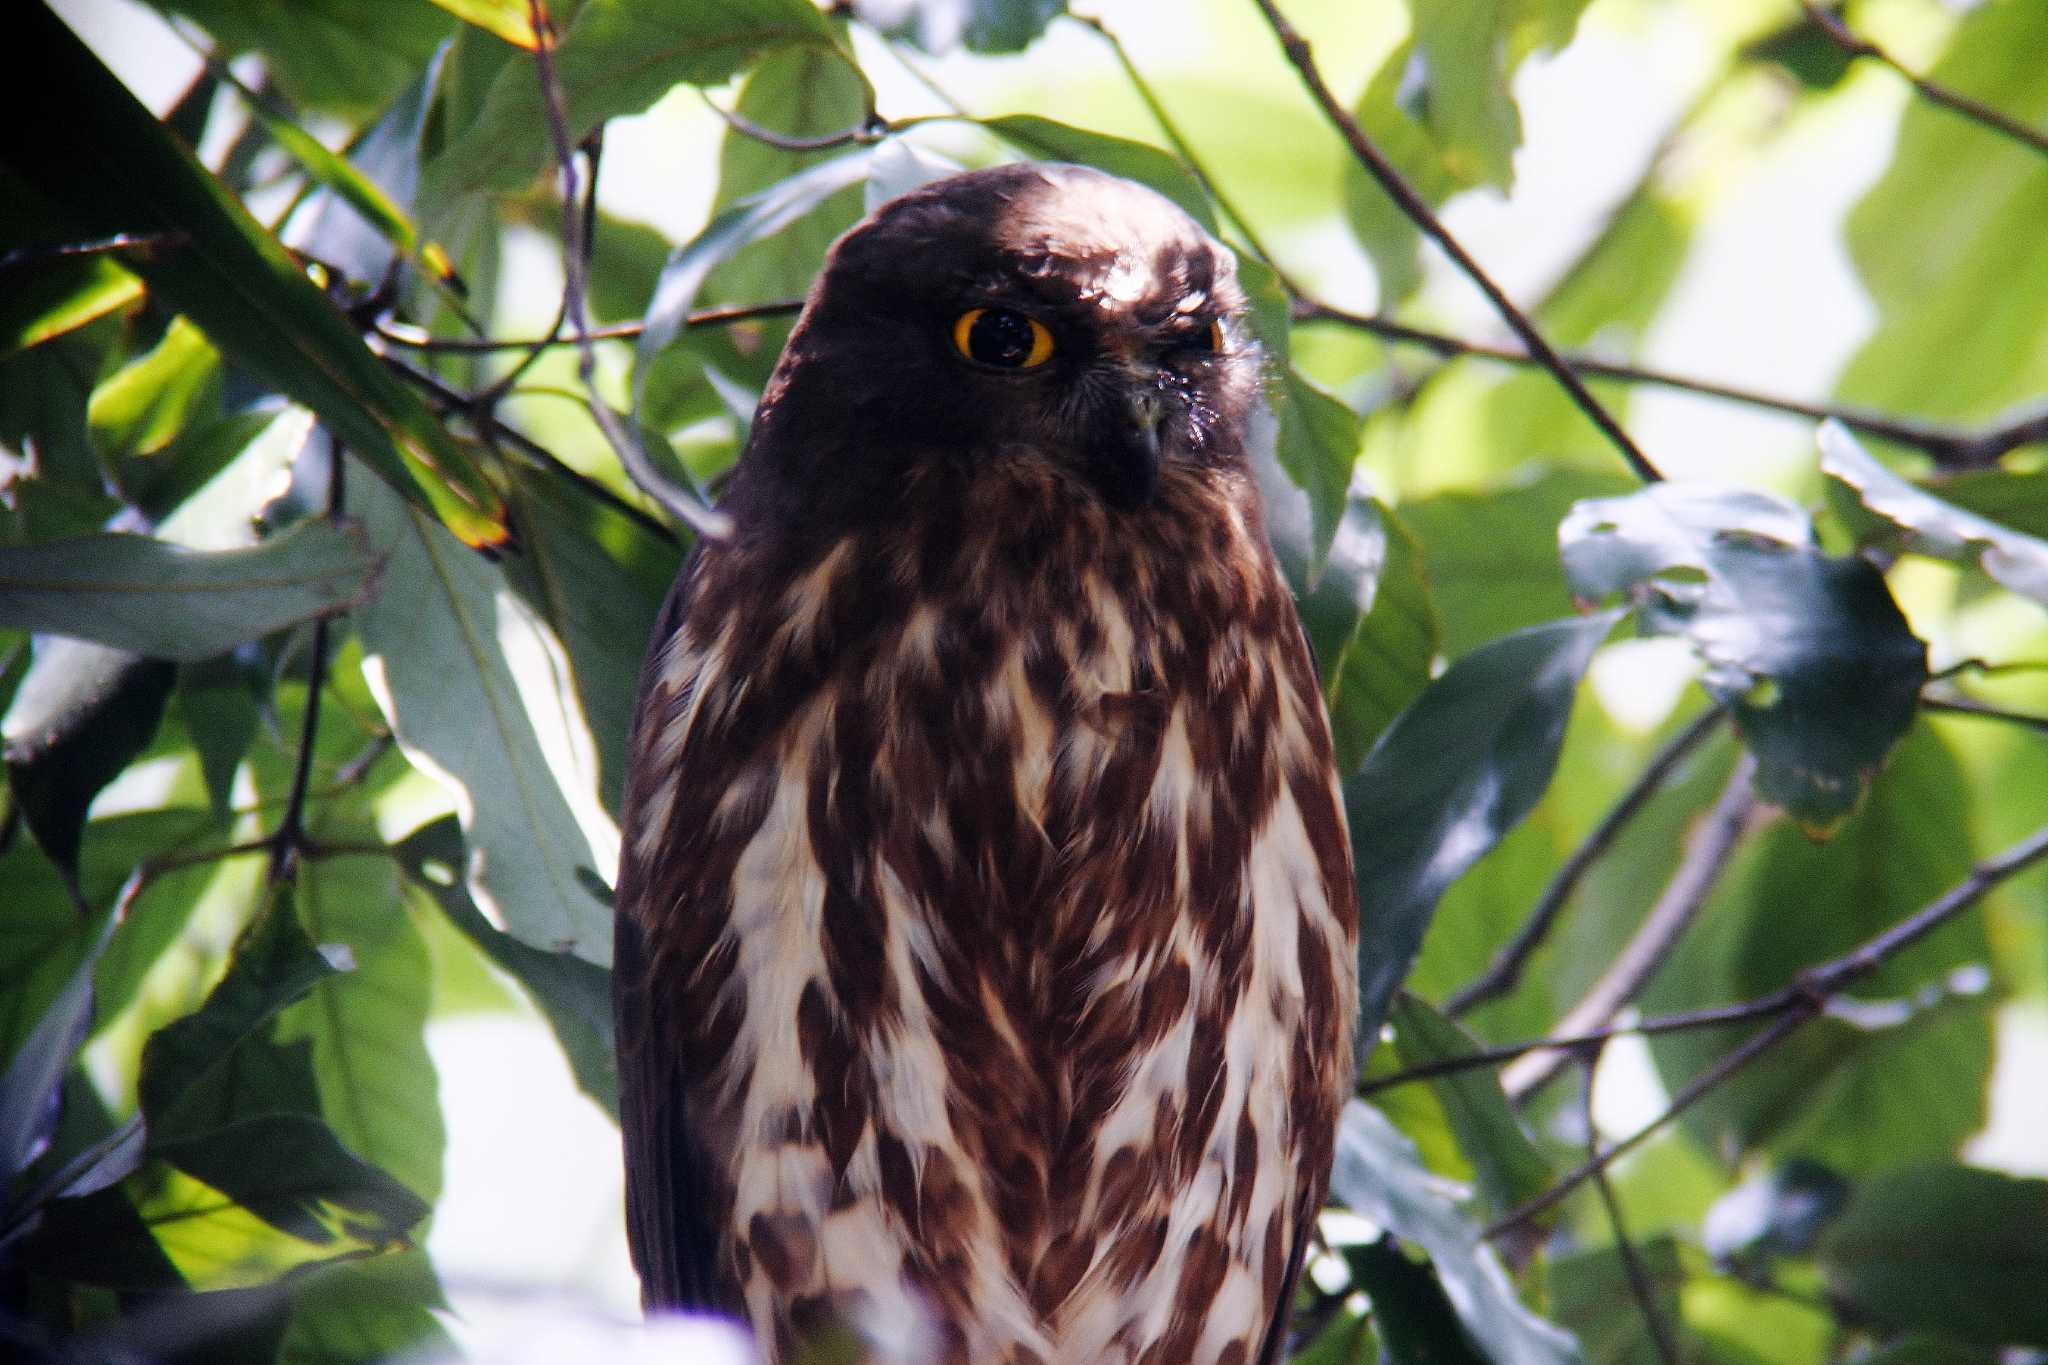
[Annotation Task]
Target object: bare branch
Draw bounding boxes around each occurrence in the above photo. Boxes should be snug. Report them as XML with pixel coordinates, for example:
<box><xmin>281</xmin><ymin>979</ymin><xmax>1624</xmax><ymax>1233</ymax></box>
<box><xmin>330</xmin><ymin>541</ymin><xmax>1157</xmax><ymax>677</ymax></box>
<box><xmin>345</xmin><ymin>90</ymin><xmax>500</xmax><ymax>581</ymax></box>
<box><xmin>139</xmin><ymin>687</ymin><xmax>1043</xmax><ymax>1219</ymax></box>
<box><xmin>1448</xmin><ymin>708</ymin><xmax>1729</xmax><ymax>1016</ymax></box>
<box><xmin>269</xmin><ymin>446</ymin><xmax>346</xmax><ymax>884</ymax></box>
<box><xmin>702</xmin><ymin>92</ymin><xmax>889</xmax><ymax>152</ymax></box>
<box><xmin>374</xmin><ymin>300</ymin><xmax>804</xmax><ymax>355</ymax></box>
<box><xmin>1922</xmin><ymin>694</ymin><xmax>2048</xmax><ymax>735</ymax></box>
<box><xmin>526</xmin><ymin>0</ymin><xmax>731</xmax><ymax>541</ymax></box>
<box><xmin>1800</xmin><ymin>2</ymin><xmax>2048</xmax><ymax>161</ymax></box>
<box><xmin>1580</xmin><ymin>1061</ymin><xmax>1683</xmax><ymax>1365</ymax></box>
<box><xmin>1479</xmin><ymin>820</ymin><xmax>2048</xmax><ymax>1236</ymax></box>
<box><xmin>1504</xmin><ymin>754</ymin><xmax>1761</xmax><ymax>1099</ymax></box>
<box><xmin>1248</xmin><ymin>0</ymin><xmax>1662</xmax><ymax>483</ymax></box>
<box><xmin>1295</xmin><ymin>299</ymin><xmax>2041</xmax><ymax>469</ymax></box>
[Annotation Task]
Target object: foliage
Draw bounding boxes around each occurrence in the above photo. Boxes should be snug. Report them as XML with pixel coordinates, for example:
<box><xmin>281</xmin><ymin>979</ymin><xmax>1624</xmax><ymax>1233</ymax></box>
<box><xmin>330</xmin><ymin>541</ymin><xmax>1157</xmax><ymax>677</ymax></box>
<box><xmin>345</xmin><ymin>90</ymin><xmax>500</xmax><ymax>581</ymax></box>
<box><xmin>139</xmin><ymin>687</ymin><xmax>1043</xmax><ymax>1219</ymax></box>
<box><xmin>4</xmin><ymin>0</ymin><xmax>2048</xmax><ymax>1361</ymax></box>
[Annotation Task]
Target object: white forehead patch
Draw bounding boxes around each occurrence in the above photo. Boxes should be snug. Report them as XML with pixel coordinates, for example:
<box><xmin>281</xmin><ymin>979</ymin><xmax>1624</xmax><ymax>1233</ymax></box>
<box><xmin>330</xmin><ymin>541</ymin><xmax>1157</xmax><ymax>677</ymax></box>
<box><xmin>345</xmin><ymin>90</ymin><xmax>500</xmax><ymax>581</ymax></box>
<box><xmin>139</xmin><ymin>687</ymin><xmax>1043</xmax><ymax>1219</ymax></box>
<box><xmin>1100</xmin><ymin>253</ymin><xmax>1151</xmax><ymax>304</ymax></box>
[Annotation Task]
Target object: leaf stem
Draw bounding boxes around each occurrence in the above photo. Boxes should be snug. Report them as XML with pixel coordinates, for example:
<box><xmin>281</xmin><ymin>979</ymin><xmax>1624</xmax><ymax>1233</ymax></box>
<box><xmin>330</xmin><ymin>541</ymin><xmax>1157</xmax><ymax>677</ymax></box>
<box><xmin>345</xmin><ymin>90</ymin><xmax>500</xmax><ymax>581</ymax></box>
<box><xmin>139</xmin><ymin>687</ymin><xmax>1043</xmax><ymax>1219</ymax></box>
<box><xmin>1248</xmin><ymin>0</ymin><xmax>1662</xmax><ymax>483</ymax></box>
<box><xmin>1580</xmin><ymin>1061</ymin><xmax>1683</xmax><ymax>1365</ymax></box>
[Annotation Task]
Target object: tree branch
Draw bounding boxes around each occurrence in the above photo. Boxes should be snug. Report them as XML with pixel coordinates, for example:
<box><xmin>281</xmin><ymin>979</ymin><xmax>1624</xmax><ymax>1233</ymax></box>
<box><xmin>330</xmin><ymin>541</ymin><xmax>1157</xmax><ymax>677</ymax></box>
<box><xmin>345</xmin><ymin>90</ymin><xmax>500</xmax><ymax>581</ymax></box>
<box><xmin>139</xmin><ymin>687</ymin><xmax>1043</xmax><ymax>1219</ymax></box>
<box><xmin>1248</xmin><ymin>0</ymin><xmax>1662</xmax><ymax>483</ymax></box>
<box><xmin>1448</xmin><ymin>708</ymin><xmax>1729</xmax><ymax>1016</ymax></box>
<box><xmin>1580</xmin><ymin>1060</ymin><xmax>1683</xmax><ymax>1365</ymax></box>
<box><xmin>1503</xmin><ymin>755</ymin><xmax>1760</xmax><ymax>1099</ymax></box>
<box><xmin>268</xmin><ymin>446</ymin><xmax>346</xmax><ymax>884</ymax></box>
<box><xmin>701</xmin><ymin>92</ymin><xmax>889</xmax><ymax>152</ymax></box>
<box><xmin>1921</xmin><ymin>693</ymin><xmax>2048</xmax><ymax>736</ymax></box>
<box><xmin>1800</xmin><ymin>2</ymin><xmax>2048</xmax><ymax>161</ymax></box>
<box><xmin>1479</xmin><ymin>820</ymin><xmax>2048</xmax><ymax>1236</ymax></box>
<box><xmin>373</xmin><ymin>299</ymin><xmax>803</xmax><ymax>355</ymax></box>
<box><xmin>1295</xmin><ymin>299</ymin><xmax>2042</xmax><ymax>469</ymax></box>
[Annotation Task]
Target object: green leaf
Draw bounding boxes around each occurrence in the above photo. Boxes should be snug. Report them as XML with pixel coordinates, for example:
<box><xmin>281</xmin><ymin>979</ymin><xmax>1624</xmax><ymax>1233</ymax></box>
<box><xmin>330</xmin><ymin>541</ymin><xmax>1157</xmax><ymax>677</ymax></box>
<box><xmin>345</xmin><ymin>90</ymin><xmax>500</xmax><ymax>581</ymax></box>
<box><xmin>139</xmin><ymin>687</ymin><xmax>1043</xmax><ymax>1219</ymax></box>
<box><xmin>420</xmin><ymin>0</ymin><xmax>850</xmax><ymax>211</ymax></box>
<box><xmin>0</xmin><ymin>903</ymin><xmax>117</xmax><ymax>1180</ymax></box>
<box><xmin>395</xmin><ymin>816</ymin><xmax>618</xmax><ymax>1114</ymax></box>
<box><xmin>177</xmin><ymin>657</ymin><xmax>262</xmax><ymax>822</ymax></box>
<box><xmin>136</xmin><ymin>887</ymin><xmax>344</xmax><ymax>1138</ymax></box>
<box><xmin>2</xmin><ymin>639</ymin><xmax>174</xmax><ymax>876</ymax></box>
<box><xmin>1387</xmin><ymin>994</ymin><xmax>1551</xmax><ymax>1220</ymax></box>
<box><xmin>1836</xmin><ymin>0</ymin><xmax>2048</xmax><ymax>425</ymax></box>
<box><xmin>1239</xmin><ymin>255</ymin><xmax>1361</xmax><ymax>569</ymax></box>
<box><xmin>1315</xmin><ymin>492</ymin><xmax>1438</xmax><ymax>773</ymax></box>
<box><xmin>871</xmin><ymin>0</ymin><xmax>1065</xmax><ymax>54</ymax></box>
<box><xmin>1547</xmin><ymin>1237</ymin><xmax>1687</xmax><ymax>1365</ymax></box>
<box><xmin>1561</xmin><ymin>483</ymin><xmax>1928</xmax><ymax>827</ymax></box>
<box><xmin>158</xmin><ymin>0</ymin><xmax>454</xmax><ymax>119</ymax></box>
<box><xmin>1347</xmin><ymin>611</ymin><xmax>1620</xmax><ymax>1041</ymax></box>
<box><xmin>1648</xmin><ymin>726</ymin><xmax>1992</xmax><ymax>1171</ymax></box>
<box><xmin>981</xmin><ymin>116</ymin><xmax>1216</xmax><ymax>230</ymax></box>
<box><xmin>0</xmin><ymin>11</ymin><xmax>510</xmax><ymax>549</ymax></box>
<box><xmin>424</xmin><ymin>0</ymin><xmax>540</xmax><ymax>49</ymax></box>
<box><xmin>87</xmin><ymin>317</ymin><xmax>222</xmax><ymax>463</ymax></box>
<box><xmin>1818</xmin><ymin>1164</ymin><xmax>2048</xmax><ymax>1347</ymax></box>
<box><xmin>0</xmin><ymin>251</ymin><xmax>144</xmax><ymax>356</ymax></box>
<box><xmin>1821</xmin><ymin>420</ymin><xmax>2048</xmax><ymax>604</ymax></box>
<box><xmin>133</xmin><ymin>1113</ymin><xmax>429</xmax><ymax>1291</ymax></box>
<box><xmin>353</xmin><ymin>465</ymin><xmax>616</xmax><ymax>964</ymax></box>
<box><xmin>635</xmin><ymin>149</ymin><xmax>874</xmax><ymax>421</ymax></box>
<box><xmin>0</xmin><ymin>520</ymin><xmax>382</xmax><ymax>663</ymax></box>
<box><xmin>1402</xmin><ymin>468</ymin><xmax>1636</xmax><ymax>659</ymax></box>
<box><xmin>1331</xmin><ymin>1100</ymin><xmax>1582</xmax><ymax>1365</ymax></box>
<box><xmin>1344</xmin><ymin>1238</ymin><xmax>1490</xmax><ymax>1365</ymax></box>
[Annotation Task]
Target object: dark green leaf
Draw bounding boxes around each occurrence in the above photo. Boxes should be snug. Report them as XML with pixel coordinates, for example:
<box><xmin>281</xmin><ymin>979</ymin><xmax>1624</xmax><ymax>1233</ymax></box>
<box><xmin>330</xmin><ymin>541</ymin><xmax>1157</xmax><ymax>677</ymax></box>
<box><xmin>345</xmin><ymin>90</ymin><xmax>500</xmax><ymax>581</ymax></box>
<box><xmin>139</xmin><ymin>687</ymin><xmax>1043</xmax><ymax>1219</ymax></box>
<box><xmin>2</xmin><ymin>638</ymin><xmax>174</xmax><ymax>876</ymax></box>
<box><xmin>1345</xmin><ymin>1237</ymin><xmax>1490</xmax><ymax>1365</ymax></box>
<box><xmin>395</xmin><ymin>816</ymin><xmax>618</xmax><ymax>1115</ymax></box>
<box><xmin>1348</xmin><ymin>611</ymin><xmax>1620</xmax><ymax>1041</ymax></box>
<box><xmin>1818</xmin><ymin>1164</ymin><xmax>2048</xmax><ymax>1346</ymax></box>
<box><xmin>158</xmin><ymin>0</ymin><xmax>453</xmax><ymax>119</ymax></box>
<box><xmin>0</xmin><ymin>11</ymin><xmax>510</xmax><ymax>548</ymax></box>
<box><xmin>137</xmin><ymin>887</ymin><xmax>343</xmax><ymax>1138</ymax></box>
<box><xmin>177</xmin><ymin>657</ymin><xmax>262</xmax><ymax>822</ymax></box>
<box><xmin>1547</xmin><ymin>1237</ymin><xmax>1687</xmax><ymax>1365</ymax></box>
<box><xmin>0</xmin><ymin>520</ymin><xmax>382</xmax><ymax>662</ymax></box>
<box><xmin>1561</xmin><ymin>482</ymin><xmax>1927</xmax><ymax>827</ymax></box>
<box><xmin>1331</xmin><ymin>1100</ymin><xmax>1581</xmax><ymax>1365</ymax></box>
<box><xmin>0</xmin><ymin>249</ymin><xmax>144</xmax><ymax>356</ymax></box>
<box><xmin>864</xmin><ymin>0</ymin><xmax>1064</xmax><ymax>54</ymax></box>
<box><xmin>1239</xmin><ymin>255</ymin><xmax>1361</xmax><ymax>570</ymax></box>
<box><xmin>421</xmin><ymin>0</ymin><xmax>851</xmax><ymax>211</ymax></box>
<box><xmin>1314</xmin><ymin>494</ymin><xmax>1438</xmax><ymax>773</ymax></box>
<box><xmin>1387</xmin><ymin>994</ymin><xmax>1551</xmax><ymax>1220</ymax></box>
<box><xmin>1822</xmin><ymin>420</ymin><xmax>2048</xmax><ymax>604</ymax></box>
<box><xmin>0</xmin><ymin>905</ymin><xmax>116</xmax><ymax>1181</ymax></box>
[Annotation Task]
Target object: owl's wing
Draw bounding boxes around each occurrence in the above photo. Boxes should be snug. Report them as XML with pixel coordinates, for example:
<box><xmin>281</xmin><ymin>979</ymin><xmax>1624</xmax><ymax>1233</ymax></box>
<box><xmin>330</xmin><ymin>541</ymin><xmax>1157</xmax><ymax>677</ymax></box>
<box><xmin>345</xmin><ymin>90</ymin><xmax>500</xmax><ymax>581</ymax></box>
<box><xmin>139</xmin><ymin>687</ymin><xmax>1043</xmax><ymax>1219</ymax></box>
<box><xmin>613</xmin><ymin>580</ymin><xmax>726</xmax><ymax>1312</ymax></box>
<box><xmin>614</xmin><ymin>907</ymin><xmax>723</xmax><ymax>1309</ymax></box>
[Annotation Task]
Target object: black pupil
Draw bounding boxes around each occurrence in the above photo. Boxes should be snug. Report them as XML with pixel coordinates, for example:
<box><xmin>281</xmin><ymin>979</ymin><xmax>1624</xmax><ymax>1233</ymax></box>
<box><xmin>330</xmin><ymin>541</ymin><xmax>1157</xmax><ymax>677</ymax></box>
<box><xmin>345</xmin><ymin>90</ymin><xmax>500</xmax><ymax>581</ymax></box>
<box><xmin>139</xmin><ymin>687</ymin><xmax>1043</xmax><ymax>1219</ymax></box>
<box><xmin>969</xmin><ymin>309</ymin><xmax>1037</xmax><ymax>366</ymax></box>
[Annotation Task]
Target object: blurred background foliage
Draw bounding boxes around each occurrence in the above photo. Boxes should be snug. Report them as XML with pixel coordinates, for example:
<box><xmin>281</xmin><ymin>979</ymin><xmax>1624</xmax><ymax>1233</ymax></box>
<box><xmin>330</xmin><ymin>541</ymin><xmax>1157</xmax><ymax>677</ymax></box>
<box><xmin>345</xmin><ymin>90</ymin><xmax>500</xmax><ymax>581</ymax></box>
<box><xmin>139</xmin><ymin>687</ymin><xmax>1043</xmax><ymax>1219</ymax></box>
<box><xmin>2</xmin><ymin>0</ymin><xmax>2046</xmax><ymax>1361</ymax></box>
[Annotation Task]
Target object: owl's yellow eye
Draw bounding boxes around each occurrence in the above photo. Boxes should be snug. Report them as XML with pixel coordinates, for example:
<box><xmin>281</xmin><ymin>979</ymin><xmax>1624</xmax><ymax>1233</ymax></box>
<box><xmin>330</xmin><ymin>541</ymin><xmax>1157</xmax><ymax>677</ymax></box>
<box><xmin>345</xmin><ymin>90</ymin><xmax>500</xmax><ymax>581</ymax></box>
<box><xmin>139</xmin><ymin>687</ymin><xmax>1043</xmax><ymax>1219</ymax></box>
<box><xmin>1207</xmin><ymin>319</ymin><xmax>1226</xmax><ymax>351</ymax></box>
<box><xmin>953</xmin><ymin>308</ymin><xmax>1055</xmax><ymax>369</ymax></box>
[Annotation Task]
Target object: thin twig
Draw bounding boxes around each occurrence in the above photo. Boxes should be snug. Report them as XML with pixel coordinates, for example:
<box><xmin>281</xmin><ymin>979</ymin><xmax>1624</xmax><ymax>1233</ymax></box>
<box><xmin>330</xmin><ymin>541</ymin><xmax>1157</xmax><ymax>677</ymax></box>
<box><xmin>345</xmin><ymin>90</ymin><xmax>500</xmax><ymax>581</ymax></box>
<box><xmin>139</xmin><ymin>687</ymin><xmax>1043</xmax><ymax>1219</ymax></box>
<box><xmin>1580</xmin><ymin>1060</ymin><xmax>1683</xmax><ymax>1365</ymax></box>
<box><xmin>382</xmin><ymin>352</ymin><xmax>680</xmax><ymax>547</ymax></box>
<box><xmin>1504</xmin><ymin>754</ymin><xmax>1761</xmax><ymax>1099</ymax></box>
<box><xmin>525</xmin><ymin>0</ymin><xmax>731</xmax><ymax>541</ymax></box>
<box><xmin>702</xmin><ymin>92</ymin><xmax>889</xmax><ymax>152</ymax></box>
<box><xmin>1296</xmin><ymin>299</ymin><xmax>2043</xmax><ymax>469</ymax></box>
<box><xmin>1799</xmin><ymin>2</ymin><xmax>2048</xmax><ymax>160</ymax></box>
<box><xmin>269</xmin><ymin>448</ymin><xmax>346</xmax><ymax>884</ymax></box>
<box><xmin>1922</xmin><ymin>694</ymin><xmax>2048</xmax><ymax>736</ymax></box>
<box><xmin>372</xmin><ymin>299</ymin><xmax>804</xmax><ymax>354</ymax></box>
<box><xmin>1481</xmin><ymin>821</ymin><xmax>2048</xmax><ymax>1236</ymax></box>
<box><xmin>1249</xmin><ymin>0</ymin><xmax>1662</xmax><ymax>483</ymax></box>
<box><xmin>1448</xmin><ymin>708</ymin><xmax>1729</xmax><ymax>1016</ymax></box>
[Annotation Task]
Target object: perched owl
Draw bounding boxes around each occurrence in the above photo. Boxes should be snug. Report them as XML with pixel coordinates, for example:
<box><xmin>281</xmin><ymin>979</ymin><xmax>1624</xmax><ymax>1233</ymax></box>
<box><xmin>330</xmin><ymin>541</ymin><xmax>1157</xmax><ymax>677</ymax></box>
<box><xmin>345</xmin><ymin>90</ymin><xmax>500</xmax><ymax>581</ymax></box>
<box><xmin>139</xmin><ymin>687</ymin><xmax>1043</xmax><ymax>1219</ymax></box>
<box><xmin>613</xmin><ymin>163</ymin><xmax>1358</xmax><ymax>1365</ymax></box>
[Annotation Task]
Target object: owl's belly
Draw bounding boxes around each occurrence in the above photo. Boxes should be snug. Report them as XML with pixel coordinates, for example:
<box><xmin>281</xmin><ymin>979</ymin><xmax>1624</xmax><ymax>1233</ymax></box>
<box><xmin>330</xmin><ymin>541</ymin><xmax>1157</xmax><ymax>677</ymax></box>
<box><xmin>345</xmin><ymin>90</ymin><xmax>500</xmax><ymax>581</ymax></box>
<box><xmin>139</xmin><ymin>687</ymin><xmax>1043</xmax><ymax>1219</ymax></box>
<box><xmin>691</xmin><ymin>610</ymin><xmax>1348</xmax><ymax>1365</ymax></box>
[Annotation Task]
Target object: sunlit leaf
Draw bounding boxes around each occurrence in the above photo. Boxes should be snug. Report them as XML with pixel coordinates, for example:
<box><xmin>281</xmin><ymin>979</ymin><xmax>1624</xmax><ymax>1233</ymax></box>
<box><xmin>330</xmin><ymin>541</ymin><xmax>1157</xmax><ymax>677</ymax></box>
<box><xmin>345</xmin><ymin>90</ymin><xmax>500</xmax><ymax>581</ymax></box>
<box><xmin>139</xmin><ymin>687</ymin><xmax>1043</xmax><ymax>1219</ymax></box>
<box><xmin>1821</xmin><ymin>420</ymin><xmax>2048</xmax><ymax>604</ymax></box>
<box><xmin>353</xmin><ymin>466</ymin><xmax>617</xmax><ymax>964</ymax></box>
<box><xmin>420</xmin><ymin>0</ymin><xmax>851</xmax><ymax>212</ymax></box>
<box><xmin>0</xmin><ymin>521</ymin><xmax>381</xmax><ymax>663</ymax></box>
<box><xmin>1331</xmin><ymin>1100</ymin><xmax>1582</xmax><ymax>1365</ymax></box>
<box><xmin>1348</xmin><ymin>610</ymin><xmax>1620</xmax><ymax>1041</ymax></box>
<box><xmin>0</xmin><ymin>251</ymin><xmax>144</xmax><ymax>355</ymax></box>
<box><xmin>1</xmin><ymin>11</ymin><xmax>510</xmax><ymax>548</ymax></box>
<box><xmin>424</xmin><ymin>0</ymin><xmax>540</xmax><ymax>49</ymax></box>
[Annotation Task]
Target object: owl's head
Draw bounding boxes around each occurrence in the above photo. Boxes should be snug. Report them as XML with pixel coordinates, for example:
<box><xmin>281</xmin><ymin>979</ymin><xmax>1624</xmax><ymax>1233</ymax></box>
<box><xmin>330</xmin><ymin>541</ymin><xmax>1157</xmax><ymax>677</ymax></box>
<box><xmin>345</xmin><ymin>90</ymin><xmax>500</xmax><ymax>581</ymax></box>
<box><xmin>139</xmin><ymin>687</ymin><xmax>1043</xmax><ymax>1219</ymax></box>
<box><xmin>748</xmin><ymin>162</ymin><xmax>1262</xmax><ymax>512</ymax></box>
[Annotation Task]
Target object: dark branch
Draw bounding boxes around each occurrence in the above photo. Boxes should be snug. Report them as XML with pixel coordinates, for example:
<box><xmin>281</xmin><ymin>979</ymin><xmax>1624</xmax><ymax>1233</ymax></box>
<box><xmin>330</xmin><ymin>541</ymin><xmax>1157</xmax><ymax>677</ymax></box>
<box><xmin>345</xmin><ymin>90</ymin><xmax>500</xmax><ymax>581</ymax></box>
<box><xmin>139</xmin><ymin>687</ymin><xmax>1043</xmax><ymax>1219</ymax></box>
<box><xmin>703</xmin><ymin>93</ymin><xmax>889</xmax><ymax>152</ymax></box>
<box><xmin>1580</xmin><ymin>1061</ymin><xmax>1683</xmax><ymax>1365</ymax></box>
<box><xmin>1249</xmin><ymin>0</ymin><xmax>1662</xmax><ymax>483</ymax></box>
<box><xmin>268</xmin><ymin>447</ymin><xmax>346</xmax><ymax>884</ymax></box>
<box><xmin>373</xmin><ymin>300</ymin><xmax>803</xmax><ymax>355</ymax></box>
<box><xmin>1800</xmin><ymin>2</ymin><xmax>2048</xmax><ymax>160</ymax></box>
<box><xmin>1448</xmin><ymin>708</ymin><xmax>1729</xmax><ymax>1016</ymax></box>
<box><xmin>1479</xmin><ymin>821</ymin><xmax>2048</xmax><ymax>1235</ymax></box>
<box><xmin>1296</xmin><ymin>299</ymin><xmax>2042</xmax><ymax>469</ymax></box>
<box><xmin>1922</xmin><ymin>694</ymin><xmax>2048</xmax><ymax>735</ymax></box>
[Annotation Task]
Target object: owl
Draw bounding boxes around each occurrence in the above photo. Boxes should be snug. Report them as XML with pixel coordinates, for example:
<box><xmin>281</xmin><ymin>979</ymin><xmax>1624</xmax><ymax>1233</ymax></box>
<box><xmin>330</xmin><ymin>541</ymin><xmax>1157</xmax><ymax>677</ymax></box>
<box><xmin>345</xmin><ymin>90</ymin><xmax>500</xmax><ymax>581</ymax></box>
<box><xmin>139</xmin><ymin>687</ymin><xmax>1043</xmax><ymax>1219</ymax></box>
<box><xmin>613</xmin><ymin>162</ymin><xmax>1357</xmax><ymax>1365</ymax></box>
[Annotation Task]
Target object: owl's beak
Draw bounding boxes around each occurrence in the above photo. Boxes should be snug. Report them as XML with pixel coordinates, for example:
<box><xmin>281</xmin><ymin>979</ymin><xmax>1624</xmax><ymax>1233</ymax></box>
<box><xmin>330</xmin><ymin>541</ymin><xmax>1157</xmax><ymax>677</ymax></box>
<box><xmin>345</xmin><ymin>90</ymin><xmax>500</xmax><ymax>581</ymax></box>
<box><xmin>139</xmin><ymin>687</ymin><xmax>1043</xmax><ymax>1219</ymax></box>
<box><xmin>1097</xmin><ymin>375</ymin><xmax>1165</xmax><ymax>509</ymax></box>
